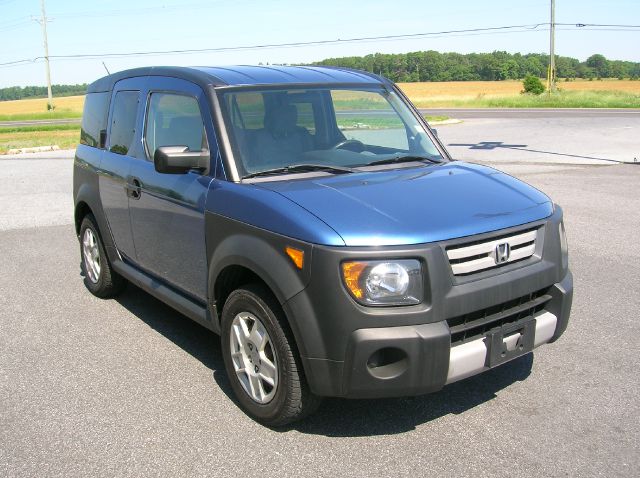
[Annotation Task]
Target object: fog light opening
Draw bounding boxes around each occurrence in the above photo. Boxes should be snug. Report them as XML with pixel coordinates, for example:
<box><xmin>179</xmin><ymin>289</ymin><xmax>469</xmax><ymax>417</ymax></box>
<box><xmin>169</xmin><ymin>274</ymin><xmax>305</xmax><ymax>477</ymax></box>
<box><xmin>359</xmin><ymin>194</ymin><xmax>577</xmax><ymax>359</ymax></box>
<box><xmin>366</xmin><ymin>348</ymin><xmax>408</xmax><ymax>379</ymax></box>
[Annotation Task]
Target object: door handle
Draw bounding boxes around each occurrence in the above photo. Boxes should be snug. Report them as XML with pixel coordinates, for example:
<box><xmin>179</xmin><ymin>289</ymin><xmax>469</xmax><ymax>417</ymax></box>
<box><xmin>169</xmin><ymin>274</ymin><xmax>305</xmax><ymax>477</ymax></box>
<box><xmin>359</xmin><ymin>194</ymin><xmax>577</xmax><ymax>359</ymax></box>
<box><xmin>125</xmin><ymin>178</ymin><xmax>142</xmax><ymax>199</ymax></box>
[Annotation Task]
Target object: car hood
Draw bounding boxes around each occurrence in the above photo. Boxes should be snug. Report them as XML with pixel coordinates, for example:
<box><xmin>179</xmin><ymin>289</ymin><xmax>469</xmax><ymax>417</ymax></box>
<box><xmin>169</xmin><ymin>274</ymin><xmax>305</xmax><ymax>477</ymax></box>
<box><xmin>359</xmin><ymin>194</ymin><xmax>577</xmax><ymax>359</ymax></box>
<box><xmin>256</xmin><ymin>162</ymin><xmax>553</xmax><ymax>246</ymax></box>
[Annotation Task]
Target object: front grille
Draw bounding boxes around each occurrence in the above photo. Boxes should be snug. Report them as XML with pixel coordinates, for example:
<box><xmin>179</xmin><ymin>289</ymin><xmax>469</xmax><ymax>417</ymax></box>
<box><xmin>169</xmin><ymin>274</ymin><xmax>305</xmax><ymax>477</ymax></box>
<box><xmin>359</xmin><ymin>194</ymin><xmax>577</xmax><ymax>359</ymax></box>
<box><xmin>446</xmin><ymin>228</ymin><xmax>538</xmax><ymax>275</ymax></box>
<box><xmin>447</xmin><ymin>288</ymin><xmax>551</xmax><ymax>345</ymax></box>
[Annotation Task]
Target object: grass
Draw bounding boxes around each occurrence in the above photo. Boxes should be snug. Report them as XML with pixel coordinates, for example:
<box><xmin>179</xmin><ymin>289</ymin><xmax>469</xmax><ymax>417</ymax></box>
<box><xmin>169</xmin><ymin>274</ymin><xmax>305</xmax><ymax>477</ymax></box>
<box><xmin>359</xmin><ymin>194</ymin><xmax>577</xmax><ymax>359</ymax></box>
<box><xmin>398</xmin><ymin>79</ymin><xmax>640</xmax><ymax>108</ymax></box>
<box><xmin>0</xmin><ymin>123</ymin><xmax>80</xmax><ymax>133</ymax></box>
<box><xmin>0</xmin><ymin>128</ymin><xmax>79</xmax><ymax>153</ymax></box>
<box><xmin>337</xmin><ymin>115</ymin><xmax>448</xmax><ymax>130</ymax></box>
<box><xmin>440</xmin><ymin>90</ymin><xmax>640</xmax><ymax>108</ymax></box>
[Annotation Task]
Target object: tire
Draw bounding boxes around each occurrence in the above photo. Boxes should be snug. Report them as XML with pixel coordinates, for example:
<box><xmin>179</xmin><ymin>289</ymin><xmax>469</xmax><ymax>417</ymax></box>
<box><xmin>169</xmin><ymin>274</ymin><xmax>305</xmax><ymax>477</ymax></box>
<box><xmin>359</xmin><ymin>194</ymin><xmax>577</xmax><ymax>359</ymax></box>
<box><xmin>79</xmin><ymin>214</ymin><xmax>126</xmax><ymax>298</ymax></box>
<box><xmin>221</xmin><ymin>283</ymin><xmax>321</xmax><ymax>426</ymax></box>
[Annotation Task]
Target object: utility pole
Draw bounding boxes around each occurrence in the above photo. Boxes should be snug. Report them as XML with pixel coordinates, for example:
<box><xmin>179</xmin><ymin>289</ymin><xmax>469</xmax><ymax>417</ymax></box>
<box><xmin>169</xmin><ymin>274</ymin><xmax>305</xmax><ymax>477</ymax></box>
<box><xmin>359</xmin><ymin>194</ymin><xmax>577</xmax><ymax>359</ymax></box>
<box><xmin>547</xmin><ymin>0</ymin><xmax>556</xmax><ymax>93</ymax></box>
<box><xmin>38</xmin><ymin>0</ymin><xmax>54</xmax><ymax>110</ymax></box>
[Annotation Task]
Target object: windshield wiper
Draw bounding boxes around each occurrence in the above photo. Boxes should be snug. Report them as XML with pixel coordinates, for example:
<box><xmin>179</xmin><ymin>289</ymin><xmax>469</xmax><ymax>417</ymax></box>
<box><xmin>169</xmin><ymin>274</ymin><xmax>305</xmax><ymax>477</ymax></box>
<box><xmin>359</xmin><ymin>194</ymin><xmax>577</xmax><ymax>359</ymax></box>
<box><xmin>365</xmin><ymin>154</ymin><xmax>443</xmax><ymax>167</ymax></box>
<box><xmin>242</xmin><ymin>163</ymin><xmax>355</xmax><ymax>180</ymax></box>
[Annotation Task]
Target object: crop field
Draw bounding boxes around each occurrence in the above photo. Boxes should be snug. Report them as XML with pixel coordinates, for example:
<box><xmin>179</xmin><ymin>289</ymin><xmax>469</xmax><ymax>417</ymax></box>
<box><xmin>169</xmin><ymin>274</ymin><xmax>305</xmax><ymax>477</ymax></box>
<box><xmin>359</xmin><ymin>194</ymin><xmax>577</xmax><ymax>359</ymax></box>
<box><xmin>398</xmin><ymin>79</ymin><xmax>640</xmax><ymax>108</ymax></box>
<box><xmin>1</xmin><ymin>79</ymin><xmax>639</xmax><ymax>119</ymax></box>
<box><xmin>0</xmin><ymin>95</ymin><xmax>84</xmax><ymax>121</ymax></box>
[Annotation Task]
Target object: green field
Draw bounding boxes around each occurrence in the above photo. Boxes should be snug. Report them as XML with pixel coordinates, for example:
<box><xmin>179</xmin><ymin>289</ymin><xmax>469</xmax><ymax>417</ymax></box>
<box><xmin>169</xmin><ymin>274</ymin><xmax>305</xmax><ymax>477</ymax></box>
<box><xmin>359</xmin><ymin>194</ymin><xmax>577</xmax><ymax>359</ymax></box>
<box><xmin>0</xmin><ymin>126</ymin><xmax>80</xmax><ymax>153</ymax></box>
<box><xmin>417</xmin><ymin>90</ymin><xmax>640</xmax><ymax>108</ymax></box>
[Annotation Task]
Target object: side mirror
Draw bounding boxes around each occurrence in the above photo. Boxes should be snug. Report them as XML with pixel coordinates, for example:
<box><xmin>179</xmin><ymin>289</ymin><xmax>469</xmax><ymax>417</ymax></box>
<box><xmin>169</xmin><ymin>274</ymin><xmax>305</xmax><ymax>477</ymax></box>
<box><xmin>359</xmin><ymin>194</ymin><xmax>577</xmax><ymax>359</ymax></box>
<box><xmin>431</xmin><ymin>128</ymin><xmax>439</xmax><ymax>138</ymax></box>
<box><xmin>153</xmin><ymin>146</ymin><xmax>209</xmax><ymax>174</ymax></box>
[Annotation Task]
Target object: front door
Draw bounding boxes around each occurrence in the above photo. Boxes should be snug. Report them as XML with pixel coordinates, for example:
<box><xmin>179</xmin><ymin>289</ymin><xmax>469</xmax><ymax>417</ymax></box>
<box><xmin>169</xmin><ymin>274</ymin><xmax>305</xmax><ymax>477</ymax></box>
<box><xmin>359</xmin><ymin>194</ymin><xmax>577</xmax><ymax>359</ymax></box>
<box><xmin>127</xmin><ymin>78</ymin><xmax>215</xmax><ymax>302</ymax></box>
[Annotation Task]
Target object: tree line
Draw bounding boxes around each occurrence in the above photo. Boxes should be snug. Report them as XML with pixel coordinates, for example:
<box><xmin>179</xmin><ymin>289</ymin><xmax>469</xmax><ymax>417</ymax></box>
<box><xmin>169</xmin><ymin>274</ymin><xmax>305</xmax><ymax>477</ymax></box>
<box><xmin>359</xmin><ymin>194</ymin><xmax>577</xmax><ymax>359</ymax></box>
<box><xmin>314</xmin><ymin>51</ymin><xmax>640</xmax><ymax>83</ymax></box>
<box><xmin>0</xmin><ymin>84</ymin><xmax>88</xmax><ymax>101</ymax></box>
<box><xmin>2</xmin><ymin>51</ymin><xmax>638</xmax><ymax>101</ymax></box>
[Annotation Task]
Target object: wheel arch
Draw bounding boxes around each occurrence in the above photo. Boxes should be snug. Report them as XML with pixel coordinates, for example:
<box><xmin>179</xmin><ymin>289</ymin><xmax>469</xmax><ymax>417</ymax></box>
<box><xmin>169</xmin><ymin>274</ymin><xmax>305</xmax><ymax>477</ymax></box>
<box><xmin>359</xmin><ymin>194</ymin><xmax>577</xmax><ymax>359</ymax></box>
<box><xmin>74</xmin><ymin>182</ymin><xmax>118</xmax><ymax>262</ymax></box>
<box><xmin>208</xmin><ymin>232</ymin><xmax>312</xmax><ymax>357</ymax></box>
<box><xmin>74</xmin><ymin>200</ymin><xmax>93</xmax><ymax>235</ymax></box>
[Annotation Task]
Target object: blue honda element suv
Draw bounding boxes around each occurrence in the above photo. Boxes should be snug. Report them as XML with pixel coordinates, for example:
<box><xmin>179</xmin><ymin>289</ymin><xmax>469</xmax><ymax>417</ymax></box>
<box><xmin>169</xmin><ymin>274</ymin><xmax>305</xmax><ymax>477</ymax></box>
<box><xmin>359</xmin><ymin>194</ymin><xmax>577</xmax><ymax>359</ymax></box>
<box><xmin>73</xmin><ymin>66</ymin><xmax>573</xmax><ymax>426</ymax></box>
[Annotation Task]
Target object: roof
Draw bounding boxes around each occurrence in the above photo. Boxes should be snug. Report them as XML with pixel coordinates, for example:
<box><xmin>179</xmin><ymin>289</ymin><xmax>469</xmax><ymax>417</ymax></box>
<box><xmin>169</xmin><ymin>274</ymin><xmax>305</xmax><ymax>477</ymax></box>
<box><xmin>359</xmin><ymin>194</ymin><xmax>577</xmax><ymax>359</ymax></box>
<box><xmin>86</xmin><ymin>65</ymin><xmax>386</xmax><ymax>93</ymax></box>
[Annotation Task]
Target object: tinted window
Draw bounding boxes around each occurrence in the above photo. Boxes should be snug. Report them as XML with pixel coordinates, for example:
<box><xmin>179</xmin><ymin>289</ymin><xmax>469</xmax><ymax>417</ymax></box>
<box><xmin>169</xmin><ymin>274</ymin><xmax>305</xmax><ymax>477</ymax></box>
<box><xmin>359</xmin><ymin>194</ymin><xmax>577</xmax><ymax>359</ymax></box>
<box><xmin>331</xmin><ymin>90</ymin><xmax>408</xmax><ymax>150</ymax></box>
<box><xmin>109</xmin><ymin>90</ymin><xmax>139</xmax><ymax>155</ymax></box>
<box><xmin>226</xmin><ymin>91</ymin><xmax>264</xmax><ymax>130</ymax></box>
<box><xmin>144</xmin><ymin>93</ymin><xmax>207</xmax><ymax>158</ymax></box>
<box><xmin>220</xmin><ymin>87</ymin><xmax>442</xmax><ymax>177</ymax></box>
<box><xmin>80</xmin><ymin>92</ymin><xmax>109</xmax><ymax>148</ymax></box>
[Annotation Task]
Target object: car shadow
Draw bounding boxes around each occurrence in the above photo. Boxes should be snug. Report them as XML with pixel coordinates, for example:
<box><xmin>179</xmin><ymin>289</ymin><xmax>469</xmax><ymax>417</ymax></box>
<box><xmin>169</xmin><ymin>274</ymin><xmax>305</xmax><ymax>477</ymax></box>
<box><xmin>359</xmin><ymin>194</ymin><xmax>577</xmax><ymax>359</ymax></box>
<box><xmin>287</xmin><ymin>353</ymin><xmax>532</xmax><ymax>437</ymax></box>
<box><xmin>114</xmin><ymin>283</ymin><xmax>235</xmax><ymax>399</ymax></box>
<box><xmin>114</xmin><ymin>282</ymin><xmax>534</xmax><ymax>437</ymax></box>
<box><xmin>448</xmin><ymin>140</ymin><xmax>622</xmax><ymax>163</ymax></box>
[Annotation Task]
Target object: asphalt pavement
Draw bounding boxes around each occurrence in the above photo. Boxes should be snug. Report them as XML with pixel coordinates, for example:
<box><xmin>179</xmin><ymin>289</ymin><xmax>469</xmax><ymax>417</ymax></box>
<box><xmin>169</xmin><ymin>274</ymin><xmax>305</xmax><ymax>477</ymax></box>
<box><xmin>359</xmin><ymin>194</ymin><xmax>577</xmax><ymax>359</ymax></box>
<box><xmin>1</xmin><ymin>116</ymin><xmax>639</xmax><ymax>477</ymax></box>
<box><xmin>438</xmin><ymin>114</ymin><xmax>639</xmax><ymax>166</ymax></box>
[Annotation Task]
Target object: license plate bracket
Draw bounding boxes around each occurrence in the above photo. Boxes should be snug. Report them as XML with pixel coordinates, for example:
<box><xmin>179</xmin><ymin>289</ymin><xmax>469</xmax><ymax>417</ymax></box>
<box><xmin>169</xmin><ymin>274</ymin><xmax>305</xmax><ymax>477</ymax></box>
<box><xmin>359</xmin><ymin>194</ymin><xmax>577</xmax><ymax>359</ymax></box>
<box><xmin>486</xmin><ymin>319</ymin><xmax>536</xmax><ymax>367</ymax></box>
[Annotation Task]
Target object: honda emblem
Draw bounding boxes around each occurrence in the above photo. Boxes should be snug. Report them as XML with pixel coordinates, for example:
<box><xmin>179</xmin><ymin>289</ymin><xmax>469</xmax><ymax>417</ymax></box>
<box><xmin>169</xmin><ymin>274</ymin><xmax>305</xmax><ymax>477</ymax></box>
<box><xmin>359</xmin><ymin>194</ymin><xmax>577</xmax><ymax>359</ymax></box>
<box><xmin>494</xmin><ymin>242</ymin><xmax>511</xmax><ymax>264</ymax></box>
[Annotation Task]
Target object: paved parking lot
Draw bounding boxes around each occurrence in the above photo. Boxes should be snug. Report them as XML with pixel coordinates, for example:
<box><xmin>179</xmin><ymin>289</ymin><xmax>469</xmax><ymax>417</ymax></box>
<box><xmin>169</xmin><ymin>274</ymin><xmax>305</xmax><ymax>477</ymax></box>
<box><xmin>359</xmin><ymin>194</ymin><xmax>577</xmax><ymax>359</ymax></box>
<box><xmin>1</xmin><ymin>119</ymin><xmax>639</xmax><ymax>476</ymax></box>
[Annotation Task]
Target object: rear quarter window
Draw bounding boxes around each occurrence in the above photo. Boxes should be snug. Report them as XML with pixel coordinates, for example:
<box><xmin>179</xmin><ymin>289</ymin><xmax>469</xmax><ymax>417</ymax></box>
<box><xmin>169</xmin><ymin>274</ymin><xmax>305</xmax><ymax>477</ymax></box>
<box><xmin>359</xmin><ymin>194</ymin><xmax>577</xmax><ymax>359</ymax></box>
<box><xmin>79</xmin><ymin>92</ymin><xmax>109</xmax><ymax>148</ymax></box>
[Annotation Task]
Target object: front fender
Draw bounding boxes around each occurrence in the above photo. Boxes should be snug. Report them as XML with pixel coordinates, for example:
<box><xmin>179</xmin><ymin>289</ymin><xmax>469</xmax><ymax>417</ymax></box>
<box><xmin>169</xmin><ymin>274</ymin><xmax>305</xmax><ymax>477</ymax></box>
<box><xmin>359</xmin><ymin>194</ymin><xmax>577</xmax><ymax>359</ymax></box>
<box><xmin>206</xmin><ymin>212</ymin><xmax>315</xmax><ymax>355</ymax></box>
<box><xmin>207</xmin><ymin>230</ymin><xmax>311</xmax><ymax>305</ymax></box>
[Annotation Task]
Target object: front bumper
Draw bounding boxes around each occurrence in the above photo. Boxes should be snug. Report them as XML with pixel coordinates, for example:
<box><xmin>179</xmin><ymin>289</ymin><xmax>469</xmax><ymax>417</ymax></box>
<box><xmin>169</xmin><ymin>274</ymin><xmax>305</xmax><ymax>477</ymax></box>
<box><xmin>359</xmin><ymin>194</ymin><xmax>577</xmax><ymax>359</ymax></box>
<box><xmin>298</xmin><ymin>271</ymin><xmax>572</xmax><ymax>398</ymax></box>
<box><xmin>282</xmin><ymin>208</ymin><xmax>572</xmax><ymax>398</ymax></box>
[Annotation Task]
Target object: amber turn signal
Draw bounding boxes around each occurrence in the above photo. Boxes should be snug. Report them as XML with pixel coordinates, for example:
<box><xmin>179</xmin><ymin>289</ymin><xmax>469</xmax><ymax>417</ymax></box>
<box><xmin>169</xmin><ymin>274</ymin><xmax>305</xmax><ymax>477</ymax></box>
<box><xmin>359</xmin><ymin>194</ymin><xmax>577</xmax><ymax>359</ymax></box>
<box><xmin>341</xmin><ymin>261</ymin><xmax>367</xmax><ymax>299</ymax></box>
<box><xmin>285</xmin><ymin>247</ymin><xmax>304</xmax><ymax>269</ymax></box>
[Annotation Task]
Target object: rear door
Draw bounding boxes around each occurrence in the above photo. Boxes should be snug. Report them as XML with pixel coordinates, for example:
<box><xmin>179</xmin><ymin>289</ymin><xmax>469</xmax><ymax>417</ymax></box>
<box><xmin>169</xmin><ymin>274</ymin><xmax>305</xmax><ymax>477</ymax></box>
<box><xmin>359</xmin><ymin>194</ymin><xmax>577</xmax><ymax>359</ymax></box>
<box><xmin>99</xmin><ymin>78</ymin><xmax>145</xmax><ymax>260</ymax></box>
<box><xmin>127</xmin><ymin>77</ymin><xmax>215</xmax><ymax>302</ymax></box>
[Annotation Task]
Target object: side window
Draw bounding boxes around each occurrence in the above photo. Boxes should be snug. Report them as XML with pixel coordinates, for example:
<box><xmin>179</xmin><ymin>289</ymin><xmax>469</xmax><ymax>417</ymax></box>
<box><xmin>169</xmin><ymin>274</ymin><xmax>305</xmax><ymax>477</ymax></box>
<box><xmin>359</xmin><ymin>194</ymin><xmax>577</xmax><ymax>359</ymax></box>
<box><xmin>290</xmin><ymin>100</ymin><xmax>316</xmax><ymax>134</ymax></box>
<box><xmin>80</xmin><ymin>92</ymin><xmax>109</xmax><ymax>148</ymax></box>
<box><xmin>331</xmin><ymin>90</ymin><xmax>409</xmax><ymax>151</ymax></box>
<box><xmin>109</xmin><ymin>90</ymin><xmax>139</xmax><ymax>155</ymax></box>
<box><xmin>227</xmin><ymin>92</ymin><xmax>265</xmax><ymax>130</ymax></box>
<box><xmin>144</xmin><ymin>93</ymin><xmax>207</xmax><ymax>159</ymax></box>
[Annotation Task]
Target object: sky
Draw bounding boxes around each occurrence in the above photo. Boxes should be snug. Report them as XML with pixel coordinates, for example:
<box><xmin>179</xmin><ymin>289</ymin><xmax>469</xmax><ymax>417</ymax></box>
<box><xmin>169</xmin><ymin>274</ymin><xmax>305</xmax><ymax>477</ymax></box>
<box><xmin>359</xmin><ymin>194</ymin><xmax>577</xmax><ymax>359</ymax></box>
<box><xmin>0</xmin><ymin>0</ymin><xmax>639</xmax><ymax>88</ymax></box>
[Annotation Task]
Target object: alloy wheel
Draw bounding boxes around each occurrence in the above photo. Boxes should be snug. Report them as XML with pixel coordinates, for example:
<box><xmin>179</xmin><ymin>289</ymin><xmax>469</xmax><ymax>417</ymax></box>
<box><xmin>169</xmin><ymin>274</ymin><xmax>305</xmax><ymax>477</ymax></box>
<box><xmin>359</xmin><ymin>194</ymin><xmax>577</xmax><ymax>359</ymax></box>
<box><xmin>229</xmin><ymin>312</ymin><xmax>279</xmax><ymax>404</ymax></box>
<box><xmin>82</xmin><ymin>228</ymin><xmax>101</xmax><ymax>284</ymax></box>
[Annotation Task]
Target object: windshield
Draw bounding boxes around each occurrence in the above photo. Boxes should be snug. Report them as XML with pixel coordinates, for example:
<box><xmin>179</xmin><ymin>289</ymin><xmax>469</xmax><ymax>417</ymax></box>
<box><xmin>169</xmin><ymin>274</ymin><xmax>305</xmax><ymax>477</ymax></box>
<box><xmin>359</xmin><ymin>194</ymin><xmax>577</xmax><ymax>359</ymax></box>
<box><xmin>219</xmin><ymin>86</ymin><xmax>445</xmax><ymax>179</ymax></box>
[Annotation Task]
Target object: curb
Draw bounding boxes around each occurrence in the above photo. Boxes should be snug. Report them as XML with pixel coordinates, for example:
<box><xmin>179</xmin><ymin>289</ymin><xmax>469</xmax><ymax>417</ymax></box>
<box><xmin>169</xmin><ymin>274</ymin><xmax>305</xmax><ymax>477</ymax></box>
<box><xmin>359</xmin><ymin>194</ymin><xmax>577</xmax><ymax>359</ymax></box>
<box><xmin>6</xmin><ymin>145</ymin><xmax>60</xmax><ymax>155</ymax></box>
<box><xmin>0</xmin><ymin>148</ymin><xmax>75</xmax><ymax>160</ymax></box>
<box><xmin>429</xmin><ymin>119</ymin><xmax>463</xmax><ymax>126</ymax></box>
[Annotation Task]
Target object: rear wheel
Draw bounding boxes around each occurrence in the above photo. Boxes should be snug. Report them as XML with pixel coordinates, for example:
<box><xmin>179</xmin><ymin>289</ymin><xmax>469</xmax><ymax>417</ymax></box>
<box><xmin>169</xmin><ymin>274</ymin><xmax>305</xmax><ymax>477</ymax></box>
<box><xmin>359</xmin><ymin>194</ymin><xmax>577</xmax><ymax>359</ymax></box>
<box><xmin>221</xmin><ymin>284</ymin><xmax>321</xmax><ymax>426</ymax></box>
<box><xmin>79</xmin><ymin>214</ymin><xmax>125</xmax><ymax>298</ymax></box>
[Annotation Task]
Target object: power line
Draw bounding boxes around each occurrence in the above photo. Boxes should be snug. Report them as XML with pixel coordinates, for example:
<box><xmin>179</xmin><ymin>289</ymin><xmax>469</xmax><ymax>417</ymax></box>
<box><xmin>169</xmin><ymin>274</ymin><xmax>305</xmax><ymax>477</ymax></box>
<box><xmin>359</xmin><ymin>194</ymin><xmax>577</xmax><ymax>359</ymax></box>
<box><xmin>0</xmin><ymin>23</ymin><xmax>550</xmax><ymax>67</ymax></box>
<box><xmin>557</xmin><ymin>23</ymin><xmax>640</xmax><ymax>28</ymax></box>
<box><xmin>0</xmin><ymin>22</ymin><xmax>638</xmax><ymax>70</ymax></box>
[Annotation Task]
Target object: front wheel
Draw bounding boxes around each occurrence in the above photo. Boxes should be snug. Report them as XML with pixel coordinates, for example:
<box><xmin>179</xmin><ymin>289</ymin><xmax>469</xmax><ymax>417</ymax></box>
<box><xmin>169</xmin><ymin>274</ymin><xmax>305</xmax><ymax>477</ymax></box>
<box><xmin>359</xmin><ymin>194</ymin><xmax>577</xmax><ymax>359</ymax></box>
<box><xmin>221</xmin><ymin>284</ymin><xmax>320</xmax><ymax>426</ymax></box>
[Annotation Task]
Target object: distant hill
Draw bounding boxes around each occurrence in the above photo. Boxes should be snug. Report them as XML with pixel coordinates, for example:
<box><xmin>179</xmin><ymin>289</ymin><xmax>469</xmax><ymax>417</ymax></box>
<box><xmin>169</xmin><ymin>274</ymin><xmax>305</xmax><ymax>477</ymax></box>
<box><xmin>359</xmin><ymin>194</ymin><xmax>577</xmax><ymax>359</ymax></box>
<box><xmin>313</xmin><ymin>51</ymin><xmax>640</xmax><ymax>83</ymax></box>
<box><xmin>0</xmin><ymin>84</ymin><xmax>87</xmax><ymax>102</ymax></box>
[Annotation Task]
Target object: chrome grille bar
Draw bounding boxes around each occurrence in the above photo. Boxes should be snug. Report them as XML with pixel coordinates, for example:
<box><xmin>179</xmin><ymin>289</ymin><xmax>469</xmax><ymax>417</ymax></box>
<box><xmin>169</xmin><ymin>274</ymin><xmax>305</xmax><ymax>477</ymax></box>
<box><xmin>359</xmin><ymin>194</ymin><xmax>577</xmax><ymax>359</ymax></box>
<box><xmin>447</xmin><ymin>229</ymin><xmax>538</xmax><ymax>275</ymax></box>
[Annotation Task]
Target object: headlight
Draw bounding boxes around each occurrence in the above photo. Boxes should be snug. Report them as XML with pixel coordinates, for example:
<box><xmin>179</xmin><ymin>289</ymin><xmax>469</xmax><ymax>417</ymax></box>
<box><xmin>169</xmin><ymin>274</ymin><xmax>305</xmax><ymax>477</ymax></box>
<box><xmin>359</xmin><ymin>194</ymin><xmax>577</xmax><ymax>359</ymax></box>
<box><xmin>341</xmin><ymin>259</ymin><xmax>423</xmax><ymax>306</ymax></box>
<box><xmin>559</xmin><ymin>220</ymin><xmax>569</xmax><ymax>270</ymax></box>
